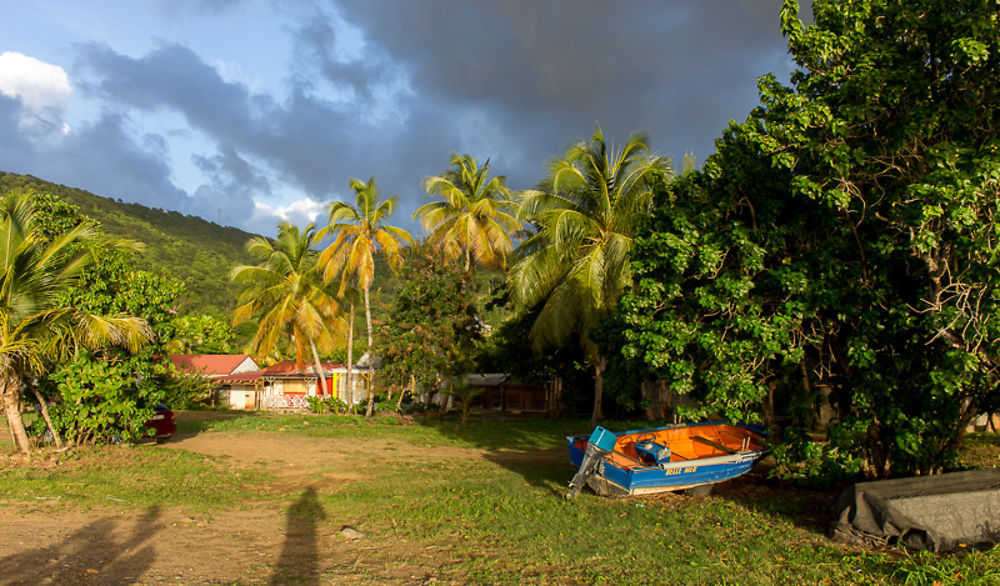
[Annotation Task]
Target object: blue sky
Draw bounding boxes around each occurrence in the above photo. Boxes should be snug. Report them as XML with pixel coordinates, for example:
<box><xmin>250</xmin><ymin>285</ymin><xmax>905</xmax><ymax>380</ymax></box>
<box><xmin>0</xmin><ymin>0</ymin><xmax>796</xmax><ymax>237</ymax></box>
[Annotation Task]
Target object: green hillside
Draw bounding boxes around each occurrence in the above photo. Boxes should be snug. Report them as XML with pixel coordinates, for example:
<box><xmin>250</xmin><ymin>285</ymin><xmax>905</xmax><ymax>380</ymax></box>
<box><xmin>0</xmin><ymin>171</ymin><xmax>258</xmax><ymax>317</ymax></box>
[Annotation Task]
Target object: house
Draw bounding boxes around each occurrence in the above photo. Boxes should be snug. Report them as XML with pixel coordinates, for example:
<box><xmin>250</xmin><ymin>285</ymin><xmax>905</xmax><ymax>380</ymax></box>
<box><xmin>214</xmin><ymin>360</ymin><xmax>373</xmax><ymax>410</ymax></box>
<box><xmin>170</xmin><ymin>354</ymin><xmax>260</xmax><ymax>408</ymax></box>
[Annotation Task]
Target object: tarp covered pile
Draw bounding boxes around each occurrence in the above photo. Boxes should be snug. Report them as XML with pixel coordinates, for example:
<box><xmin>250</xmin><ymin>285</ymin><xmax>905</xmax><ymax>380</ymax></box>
<box><xmin>831</xmin><ymin>469</ymin><xmax>1000</xmax><ymax>552</ymax></box>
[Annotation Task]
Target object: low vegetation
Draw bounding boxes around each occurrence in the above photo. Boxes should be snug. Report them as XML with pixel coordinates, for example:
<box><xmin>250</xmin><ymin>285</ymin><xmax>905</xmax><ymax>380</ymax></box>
<box><xmin>3</xmin><ymin>412</ymin><xmax>999</xmax><ymax>583</ymax></box>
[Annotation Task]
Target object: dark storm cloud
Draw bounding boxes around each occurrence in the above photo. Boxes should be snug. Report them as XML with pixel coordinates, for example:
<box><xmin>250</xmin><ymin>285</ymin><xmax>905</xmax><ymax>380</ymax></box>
<box><xmin>330</xmin><ymin>0</ymin><xmax>795</xmax><ymax>171</ymax></box>
<box><xmin>45</xmin><ymin>113</ymin><xmax>190</xmax><ymax>210</ymax></box>
<box><xmin>0</xmin><ymin>94</ymin><xmax>190</xmax><ymax>211</ymax></box>
<box><xmin>75</xmin><ymin>41</ymin><xmax>405</xmax><ymax>202</ymax></box>
<box><xmin>6</xmin><ymin>1</ymin><xmax>797</xmax><ymax>235</ymax></box>
<box><xmin>72</xmin><ymin>39</ymin><xmax>467</xmax><ymax>228</ymax></box>
<box><xmin>192</xmin><ymin>144</ymin><xmax>271</xmax><ymax>195</ymax></box>
<box><xmin>0</xmin><ymin>95</ymin><xmax>34</xmax><ymax>171</ymax></box>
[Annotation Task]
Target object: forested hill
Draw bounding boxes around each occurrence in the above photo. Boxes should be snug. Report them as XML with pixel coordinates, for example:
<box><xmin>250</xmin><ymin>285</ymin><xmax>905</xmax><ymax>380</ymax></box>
<box><xmin>0</xmin><ymin>171</ymin><xmax>259</xmax><ymax>316</ymax></box>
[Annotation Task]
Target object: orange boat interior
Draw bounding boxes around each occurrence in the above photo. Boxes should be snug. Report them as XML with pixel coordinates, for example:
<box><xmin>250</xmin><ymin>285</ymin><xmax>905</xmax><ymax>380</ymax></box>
<box><xmin>574</xmin><ymin>424</ymin><xmax>765</xmax><ymax>470</ymax></box>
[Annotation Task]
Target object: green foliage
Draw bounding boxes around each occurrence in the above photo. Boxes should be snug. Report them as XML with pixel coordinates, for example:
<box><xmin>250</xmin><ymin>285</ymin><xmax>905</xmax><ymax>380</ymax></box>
<box><xmin>0</xmin><ymin>171</ymin><xmax>258</xmax><ymax>317</ymax></box>
<box><xmin>231</xmin><ymin>222</ymin><xmax>341</xmax><ymax>368</ymax></box>
<box><xmin>167</xmin><ymin>313</ymin><xmax>236</xmax><ymax>354</ymax></box>
<box><xmin>161</xmin><ymin>369</ymin><xmax>215</xmax><ymax>409</ymax></box>
<box><xmin>510</xmin><ymin>126</ymin><xmax>673</xmax><ymax>424</ymax></box>
<box><xmin>305</xmin><ymin>395</ymin><xmax>348</xmax><ymax>415</ymax></box>
<box><xmin>769</xmin><ymin>426</ymin><xmax>865</xmax><ymax>489</ymax></box>
<box><xmin>0</xmin><ymin>190</ymin><xmax>153</xmax><ymax>453</ymax></box>
<box><xmin>33</xmin><ymin>352</ymin><xmax>165</xmax><ymax>444</ymax></box>
<box><xmin>618</xmin><ymin>0</ymin><xmax>1000</xmax><ymax>478</ymax></box>
<box><xmin>416</xmin><ymin>153</ymin><xmax>521</xmax><ymax>272</ymax></box>
<box><xmin>442</xmin><ymin>384</ymin><xmax>485</xmax><ymax>425</ymax></box>
<box><xmin>375</xmin><ymin>244</ymin><xmax>482</xmax><ymax>393</ymax></box>
<box><xmin>17</xmin><ymin>189</ymin><xmax>189</xmax><ymax>445</ymax></box>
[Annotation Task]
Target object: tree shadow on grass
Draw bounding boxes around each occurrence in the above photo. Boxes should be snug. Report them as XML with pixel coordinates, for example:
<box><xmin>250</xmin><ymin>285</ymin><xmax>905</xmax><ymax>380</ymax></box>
<box><xmin>706</xmin><ymin>464</ymin><xmax>841</xmax><ymax>535</ymax></box>
<box><xmin>0</xmin><ymin>505</ymin><xmax>162</xmax><ymax>584</ymax></box>
<box><xmin>412</xmin><ymin>414</ymin><xmax>590</xmax><ymax>494</ymax></box>
<box><xmin>270</xmin><ymin>486</ymin><xmax>326</xmax><ymax>585</ymax></box>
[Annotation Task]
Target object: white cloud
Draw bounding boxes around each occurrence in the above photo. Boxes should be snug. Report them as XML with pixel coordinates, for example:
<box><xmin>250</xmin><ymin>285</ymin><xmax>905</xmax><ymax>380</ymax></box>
<box><xmin>0</xmin><ymin>51</ymin><xmax>72</xmax><ymax>134</ymax></box>
<box><xmin>245</xmin><ymin>197</ymin><xmax>328</xmax><ymax>235</ymax></box>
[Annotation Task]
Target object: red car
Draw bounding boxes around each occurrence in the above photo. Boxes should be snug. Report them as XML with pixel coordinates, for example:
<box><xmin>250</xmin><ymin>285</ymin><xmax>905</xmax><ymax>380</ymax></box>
<box><xmin>143</xmin><ymin>403</ymin><xmax>177</xmax><ymax>443</ymax></box>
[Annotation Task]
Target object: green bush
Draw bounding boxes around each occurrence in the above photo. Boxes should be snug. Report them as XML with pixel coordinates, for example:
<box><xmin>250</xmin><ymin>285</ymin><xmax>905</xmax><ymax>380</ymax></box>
<box><xmin>32</xmin><ymin>352</ymin><xmax>166</xmax><ymax>445</ymax></box>
<box><xmin>770</xmin><ymin>426</ymin><xmax>865</xmax><ymax>489</ymax></box>
<box><xmin>305</xmin><ymin>396</ymin><xmax>349</xmax><ymax>414</ymax></box>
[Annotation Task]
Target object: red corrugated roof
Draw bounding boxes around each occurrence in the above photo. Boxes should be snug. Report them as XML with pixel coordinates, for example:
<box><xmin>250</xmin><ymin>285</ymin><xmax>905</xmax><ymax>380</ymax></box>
<box><xmin>213</xmin><ymin>359</ymin><xmax>346</xmax><ymax>383</ymax></box>
<box><xmin>169</xmin><ymin>354</ymin><xmax>255</xmax><ymax>376</ymax></box>
<box><xmin>258</xmin><ymin>360</ymin><xmax>344</xmax><ymax>375</ymax></box>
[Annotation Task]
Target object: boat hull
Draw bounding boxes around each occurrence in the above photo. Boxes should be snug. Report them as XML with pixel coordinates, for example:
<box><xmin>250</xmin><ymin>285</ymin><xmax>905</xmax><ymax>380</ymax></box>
<box><xmin>567</xmin><ymin>422</ymin><xmax>767</xmax><ymax>497</ymax></box>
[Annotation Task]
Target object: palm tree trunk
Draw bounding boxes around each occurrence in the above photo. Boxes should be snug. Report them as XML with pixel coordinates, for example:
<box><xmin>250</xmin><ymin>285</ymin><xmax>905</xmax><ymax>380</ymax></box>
<box><xmin>590</xmin><ymin>356</ymin><xmax>607</xmax><ymax>427</ymax></box>
<box><xmin>364</xmin><ymin>287</ymin><xmax>375</xmax><ymax>417</ymax></box>
<box><xmin>31</xmin><ymin>386</ymin><xmax>62</xmax><ymax>448</ymax></box>
<box><xmin>346</xmin><ymin>303</ymin><xmax>355</xmax><ymax>406</ymax></box>
<box><xmin>309</xmin><ymin>338</ymin><xmax>325</xmax><ymax>397</ymax></box>
<box><xmin>2</xmin><ymin>377</ymin><xmax>32</xmax><ymax>455</ymax></box>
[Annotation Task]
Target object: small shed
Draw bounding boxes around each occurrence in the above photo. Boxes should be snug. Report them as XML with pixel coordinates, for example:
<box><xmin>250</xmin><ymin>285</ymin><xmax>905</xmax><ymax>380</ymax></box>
<box><xmin>465</xmin><ymin>373</ymin><xmax>552</xmax><ymax>414</ymax></box>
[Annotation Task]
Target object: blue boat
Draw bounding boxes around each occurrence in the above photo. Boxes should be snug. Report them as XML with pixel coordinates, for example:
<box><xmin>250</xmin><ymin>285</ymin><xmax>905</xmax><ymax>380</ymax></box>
<box><xmin>566</xmin><ymin>422</ymin><xmax>767</xmax><ymax>498</ymax></box>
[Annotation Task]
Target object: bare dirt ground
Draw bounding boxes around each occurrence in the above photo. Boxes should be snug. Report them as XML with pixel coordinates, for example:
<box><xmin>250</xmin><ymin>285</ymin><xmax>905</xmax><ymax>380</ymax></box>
<box><xmin>0</xmin><ymin>421</ymin><xmax>485</xmax><ymax>585</ymax></box>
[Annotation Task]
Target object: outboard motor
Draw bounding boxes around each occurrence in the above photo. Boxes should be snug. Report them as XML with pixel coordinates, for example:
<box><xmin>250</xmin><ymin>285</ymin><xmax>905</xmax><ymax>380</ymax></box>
<box><xmin>567</xmin><ymin>426</ymin><xmax>617</xmax><ymax>499</ymax></box>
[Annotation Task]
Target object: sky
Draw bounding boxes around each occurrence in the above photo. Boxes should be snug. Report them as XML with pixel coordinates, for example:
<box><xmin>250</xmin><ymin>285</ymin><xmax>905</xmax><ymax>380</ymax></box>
<box><xmin>0</xmin><ymin>0</ymin><xmax>798</xmax><ymax>237</ymax></box>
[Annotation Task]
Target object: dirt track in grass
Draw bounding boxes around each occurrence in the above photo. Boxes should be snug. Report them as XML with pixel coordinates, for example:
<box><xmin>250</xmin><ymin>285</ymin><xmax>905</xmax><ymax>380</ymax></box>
<box><xmin>0</xmin><ymin>420</ymin><xmax>504</xmax><ymax>585</ymax></box>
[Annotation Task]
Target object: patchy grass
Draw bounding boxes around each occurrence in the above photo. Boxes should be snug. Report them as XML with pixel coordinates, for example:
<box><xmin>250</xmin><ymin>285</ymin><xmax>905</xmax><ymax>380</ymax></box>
<box><xmin>0</xmin><ymin>443</ymin><xmax>272</xmax><ymax>513</ymax></box>
<box><xmin>5</xmin><ymin>411</ymin><xmax>1000</xmax><ymax>582</ymax></box>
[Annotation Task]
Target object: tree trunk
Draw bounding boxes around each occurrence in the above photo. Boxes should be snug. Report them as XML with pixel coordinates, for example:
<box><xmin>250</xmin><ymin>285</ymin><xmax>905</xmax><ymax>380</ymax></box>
<box><xmin>2</xmin><ymin>377</ymin><xmax>32</xmax><ymax>455</ymax></box>
<box><xmin>31</xmin><ymin>386</ymin><xmax>62</xmax><ymax>448</ymax></box>
<box><xmin>397</xmin><ymin>374</ymin><xmax>413</xmax><ymax>411</ymax></box>
<box><xmin>590</xmin><ymin>356</ymin><xmax>607</xmax><ymax>427</ymax></box>
<box><xmin>364</xmin><ymin>288</ymin><xmax>376</xmax><ymax>418</ymax></box>
<box><xmin>346</xmin><ymin>303</ymin><xmax>355</xmax><ymax>406</ymax></box>
<box><xmin>309</xmin><ymin>338</ymin><xmax>325</xmax><ymax>397</ymax></box>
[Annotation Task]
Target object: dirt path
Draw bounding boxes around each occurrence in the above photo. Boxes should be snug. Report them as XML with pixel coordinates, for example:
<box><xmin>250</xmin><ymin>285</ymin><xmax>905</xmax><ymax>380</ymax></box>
<box><xmin>0</xmin><ymin>429</ymin><xmax>481</xmax><ymax>585</ymax></box>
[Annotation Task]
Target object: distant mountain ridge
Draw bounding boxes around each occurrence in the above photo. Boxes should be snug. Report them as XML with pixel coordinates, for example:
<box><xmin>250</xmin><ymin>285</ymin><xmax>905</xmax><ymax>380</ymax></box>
<box><xmin>0</xmin><ymin>171</ymin><xmax>259</xmax><ymax>317</ymax></box>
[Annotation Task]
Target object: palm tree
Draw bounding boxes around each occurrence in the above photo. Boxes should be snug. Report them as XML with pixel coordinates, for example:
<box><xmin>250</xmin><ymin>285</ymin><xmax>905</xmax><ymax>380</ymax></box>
<box><xmin>415</xmin><ymin>153</ymin><xmax>522</xmax><ymax>272</ymax></box>
<box><xmin>0</xmin><ymin>192</ymin><xmax>152</xmax><ymax>455</ymax></box>
<box><xmin>318</xmin><ymin>176</ymin><xmax>414</xmax><ymax>416</ymax></box>
<box><xmin>510</xmin><ymin>127</ymin><xmax>671</xmax><ymax>426</ymax></box>
<box><xmin>231</xmin><ymin>222</ymin><xmax>343</xmax><ymax>391</ymax></box>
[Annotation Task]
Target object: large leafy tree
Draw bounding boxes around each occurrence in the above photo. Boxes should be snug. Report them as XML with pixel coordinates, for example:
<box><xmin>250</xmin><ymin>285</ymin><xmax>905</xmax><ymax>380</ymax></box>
<box><xmin>620</xmin><ymin>0</ymin><xmax>1000</xmax><ymax>478</ymax></box>
<box><xmin>415</xmin><ymin>154</ymin><xmax>522</xmax><ymax>272</ymax></box>
<box><xmin>375</xmin><ymin>243</ymin><xmax>482</xmax><ymax>403</ymax></box>
<box><xmin>19</xmin><ymin>189</ymin><xmax>197</xmax><ymax>448</ymax></box>
<box><xmin>232</xmin><ymin>222</ymin><xmax>341</xmax><ymax>385</ymax></box>
<box><xmin>319</xmin><ymin>176</ymin><xmax>414</xmax><ymax>416</ymax></box>
<box><xmin>510</xmin><ymin>127</ymin><xmax>671</xmax><ymax>425</ymax></box>
<box><xmin>0</xmin><ymin>191</ymin><xmax>151</xmax><ymax>454</ymax></box>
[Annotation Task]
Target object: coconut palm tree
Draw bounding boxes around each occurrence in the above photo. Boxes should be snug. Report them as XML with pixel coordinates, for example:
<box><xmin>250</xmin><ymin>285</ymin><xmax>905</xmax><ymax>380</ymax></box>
<box><xmin>231</xmin><ymin>222</ymin><xmax>343</xmax><ymax>391</ymax></box>
<box><xmin>318</xmin><ymin>176</ymin><xmax>414</xmax><ymax>416</ymax></box>
<box><xmin>510</xmin><ymin>127</ymin><xmax>671</xmax><ymax>426</ymax></box>
<box><xmin>415</xmin><ymin>153</ymin><xmax>522</xmax><ymax>272</ymax></box>
<box><xmin>0</xmin><ymin>192</ymin><xmax>152</xmax><ymax>455</ymax></box>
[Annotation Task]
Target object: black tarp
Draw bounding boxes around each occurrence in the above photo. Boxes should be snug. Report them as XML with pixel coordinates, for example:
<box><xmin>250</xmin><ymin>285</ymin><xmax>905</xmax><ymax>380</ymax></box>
<box><xmin>830</xmin><ymin>469</ymin><xmax>1000</xmax><ymax>552</ymax></box>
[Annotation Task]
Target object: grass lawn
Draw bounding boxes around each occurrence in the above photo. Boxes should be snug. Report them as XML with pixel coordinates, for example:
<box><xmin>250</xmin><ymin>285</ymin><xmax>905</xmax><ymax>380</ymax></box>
<box><xmin>2</xmin><ymin>411</ymin><xmax>1000</xmax><ymax>584</ymax></box>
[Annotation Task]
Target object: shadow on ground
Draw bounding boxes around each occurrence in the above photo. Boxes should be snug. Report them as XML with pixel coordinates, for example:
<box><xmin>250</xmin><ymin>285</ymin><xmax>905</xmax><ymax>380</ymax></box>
<box><xmin>0</xmin><ymin>506</ymin><xmax>162</xmax><ymax>584</ymax></box>
<box><xmin>413</xmin><ymin>414</ymin><xmax>585</xmax><ymax>494</ymax></box>
<box><xmin>271</xmin><ymin>487</ymin><xmax>326</xmax><ymax>585</ymax></box>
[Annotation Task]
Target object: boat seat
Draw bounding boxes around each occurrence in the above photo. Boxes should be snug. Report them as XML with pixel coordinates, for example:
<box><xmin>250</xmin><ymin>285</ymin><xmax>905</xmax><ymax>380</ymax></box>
<box><xmin>692</xmin><ymin>435</ymin><xmax>738</xmax><ymax>454</ymax></box>
<box><xmin>635</xmin><ymin>439</ymin><xmax>672</xmax><ymax>464</ymax></box>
